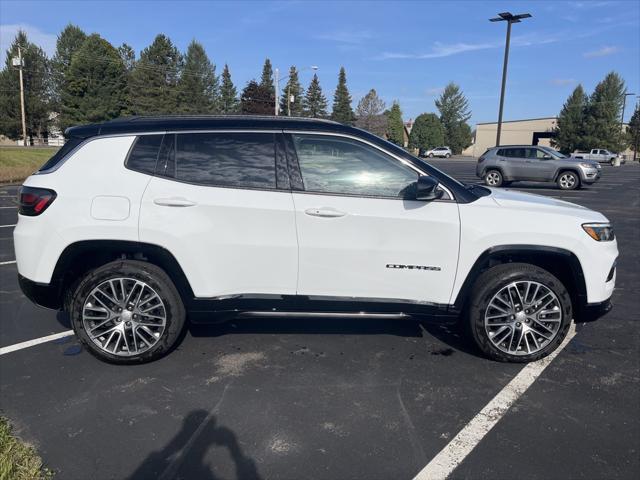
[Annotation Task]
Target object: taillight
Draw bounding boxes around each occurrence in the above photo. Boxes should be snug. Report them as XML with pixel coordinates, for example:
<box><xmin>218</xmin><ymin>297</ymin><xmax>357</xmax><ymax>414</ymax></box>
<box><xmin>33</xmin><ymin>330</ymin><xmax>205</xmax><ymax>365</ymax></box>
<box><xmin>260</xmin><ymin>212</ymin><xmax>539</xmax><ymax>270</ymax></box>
<box><xmin>18</xmin><ymin>186</ymin><xmax>57</xmax><ymax>216</ymax></box>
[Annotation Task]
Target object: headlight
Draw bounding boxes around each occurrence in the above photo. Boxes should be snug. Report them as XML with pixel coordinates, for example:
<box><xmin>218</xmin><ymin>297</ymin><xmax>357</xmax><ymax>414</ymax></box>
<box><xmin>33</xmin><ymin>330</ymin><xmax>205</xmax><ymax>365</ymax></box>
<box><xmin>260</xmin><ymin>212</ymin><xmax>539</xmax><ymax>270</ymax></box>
<box><xmin>580</xmin><ymin>162</ymin><xmax>594</xmax><ymax>168</ymax></box>
<box><xmin>582</xmin><ymin>223</ymin><xmax>615</xmax><ymax>241</ymax></box>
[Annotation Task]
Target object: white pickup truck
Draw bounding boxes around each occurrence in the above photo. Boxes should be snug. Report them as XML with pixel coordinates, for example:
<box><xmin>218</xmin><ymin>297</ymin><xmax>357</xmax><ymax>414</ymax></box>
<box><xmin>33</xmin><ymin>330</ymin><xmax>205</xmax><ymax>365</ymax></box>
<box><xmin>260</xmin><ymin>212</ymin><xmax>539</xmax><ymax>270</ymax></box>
<box><xmin>571</xmin><ymin>149</ymin><xmax>624</xmax><ymax>165</ymax></box>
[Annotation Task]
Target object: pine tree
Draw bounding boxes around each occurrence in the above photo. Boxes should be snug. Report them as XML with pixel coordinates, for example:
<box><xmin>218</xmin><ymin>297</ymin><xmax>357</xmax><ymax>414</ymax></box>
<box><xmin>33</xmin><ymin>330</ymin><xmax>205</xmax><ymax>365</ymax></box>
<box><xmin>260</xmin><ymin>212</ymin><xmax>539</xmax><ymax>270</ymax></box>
<box><xmin>279</xmin><ymin>66</ymin><xmax>303</xmax><ymax>116</ymax></box>
<box><xmin>50</xmin><ymin>24</ymin><xmax>86</xmax><ymax>110</ymax></box>
<box><xmin>409</xmin><ymin>113</ymin><xmax>444</xmax><ymax>153</ymax></box>
<box><xmin>58</xmin><ymin>34</ymin><xmax>127</xmax><ymax>131</ymax></box>
<box><xmin>118</xmin><ymin>43</ymin><xmax>136</xmax><ymax>72</ymax></box>
<box><xmin>219</xmin><ymin>64</ymin><xmax>239</xmax><ymax>114</ymax></box>
<box><xmin>386</xmin><ymin>101</ymin><xmax>404</xmax><ymax>145</ymax></box>
<box><xmin>260</xmin><ymin>58</ymin><xmax>274</xmax><ymax>93</ymax></box>
<box><xmin>177</xmin><ymin>40</ymin><xmax>219</xmax><ymax>114</ymax></box>
<box><xmin>127</xmin><ymin>34</ymin><xmax>182</xmax><ymax>115</ymax></box>
<box><xmin>240</xmin><ymin>79</ymin><xmax>274</xmax><ymax>115</ymax></box>
<box><xmin>330</xmin><ymin>67</ymin><xmax>355</xmax><ymax>125</ymax></box>
<box><xmin>583</xmin><ymin>71</ymin><xmax>626</xmax><ymax>151</ymax></box>
<box><xmin>435</xmin><ymin>82</ymin><xmax>472</xmax><ymax>154</ymax></box>
<box><xmin>355</xmin><ymin>89</ymin><xmax>387</xmax><ymax>136</ymax></box>
<box><xmin>0</xmin><ymin>31</ymin><xmax>50</xmax><ymax>141</ymax></box>
<box><xmin>553</xmin><ymin>84</ymin><xmax>589</xmax><ymax>153</ymax></box>
<box><xmin>303</xmin><ymin>74</ymin><xmax>328</xmax><ymax>118</ymax></box>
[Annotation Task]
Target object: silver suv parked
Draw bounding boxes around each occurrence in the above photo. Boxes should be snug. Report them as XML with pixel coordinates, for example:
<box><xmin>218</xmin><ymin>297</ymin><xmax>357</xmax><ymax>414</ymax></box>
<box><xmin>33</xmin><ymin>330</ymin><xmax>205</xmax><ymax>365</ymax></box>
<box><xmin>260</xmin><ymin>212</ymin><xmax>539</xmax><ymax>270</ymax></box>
<box><xmin>476</xmin><ymin>145</ymin><xmax>601</xmax><ymax>190</ymax></box>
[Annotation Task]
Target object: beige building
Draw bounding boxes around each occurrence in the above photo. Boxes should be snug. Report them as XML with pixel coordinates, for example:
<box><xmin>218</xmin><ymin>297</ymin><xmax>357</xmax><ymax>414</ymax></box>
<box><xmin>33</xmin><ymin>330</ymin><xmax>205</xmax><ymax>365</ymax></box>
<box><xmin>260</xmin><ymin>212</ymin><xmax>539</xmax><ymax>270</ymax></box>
<box><xmin>463</xmin><ymin>117</ymin><xmax>557</xmax><ymax>157</ymax></box>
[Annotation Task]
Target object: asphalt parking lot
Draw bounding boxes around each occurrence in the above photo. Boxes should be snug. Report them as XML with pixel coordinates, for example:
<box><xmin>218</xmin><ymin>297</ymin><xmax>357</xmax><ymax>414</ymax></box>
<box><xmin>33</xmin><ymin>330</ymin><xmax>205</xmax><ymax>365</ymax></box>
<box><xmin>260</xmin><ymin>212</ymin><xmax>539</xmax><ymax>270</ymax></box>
<box><xmin>1</xmin><ymin>159</ymin><xmax>638</xmax><ymax>480</ymax></box>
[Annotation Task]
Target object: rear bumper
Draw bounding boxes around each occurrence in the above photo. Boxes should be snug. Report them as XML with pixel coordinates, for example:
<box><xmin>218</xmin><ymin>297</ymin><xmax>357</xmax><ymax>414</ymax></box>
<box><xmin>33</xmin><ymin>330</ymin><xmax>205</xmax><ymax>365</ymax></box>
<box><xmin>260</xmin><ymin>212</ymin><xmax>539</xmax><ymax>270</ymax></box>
<box><xmin>18</xmin><ymin>274</ymin><xmax>61</xmax><ymax>310</ymax></box>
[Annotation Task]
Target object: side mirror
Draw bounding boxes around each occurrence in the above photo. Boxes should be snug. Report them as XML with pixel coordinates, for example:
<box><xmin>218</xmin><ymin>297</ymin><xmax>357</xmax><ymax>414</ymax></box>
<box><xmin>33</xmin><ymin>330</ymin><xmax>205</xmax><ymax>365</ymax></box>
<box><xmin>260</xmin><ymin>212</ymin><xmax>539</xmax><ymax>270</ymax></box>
<box><xmin>415</xmin><ymin>175</ymin><xmax>444</xmax><ymax>201</ymax></box>
<box><xmin>542</xmin><ymin>154</ymin><xmax>552</xmax><ymax>160</ymax></box>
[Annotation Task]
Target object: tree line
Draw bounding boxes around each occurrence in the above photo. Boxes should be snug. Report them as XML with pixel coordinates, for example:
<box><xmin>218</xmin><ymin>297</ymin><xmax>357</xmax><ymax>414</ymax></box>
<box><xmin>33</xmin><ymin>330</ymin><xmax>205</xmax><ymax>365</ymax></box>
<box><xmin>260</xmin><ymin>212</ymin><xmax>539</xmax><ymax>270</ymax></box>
<box><xmin>0</xmin><ymin>25</ymin><xmax>474</xmax><ymax>154</ymax></box>
<box><xmin>553</xmin><ymin>71</ymin><xmax>638</xmax><ymax>154</ymax></box>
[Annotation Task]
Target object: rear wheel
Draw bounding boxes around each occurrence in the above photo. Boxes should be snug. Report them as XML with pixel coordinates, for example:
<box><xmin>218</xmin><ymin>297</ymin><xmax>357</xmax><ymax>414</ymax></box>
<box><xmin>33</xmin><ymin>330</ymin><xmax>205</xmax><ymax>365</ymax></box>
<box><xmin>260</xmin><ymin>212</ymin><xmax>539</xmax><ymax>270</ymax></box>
<box><xmin>445</xmin><ymin>153</ymin><xmax>451</xmax><ymax>158</ymax></box>
<box><xmin>428</xmin><ymin>153</ymin><xmax>434</xmax><ymax>158</ymax></box>
<box><xmin>610</xmin><ymin>158</ymin><xmax>615</xmax><ymax>166</ymax></box>
<box><xmin>484</xmin><ymin>169</ymin><xmax>503</xmax><ymax>187</ymax></box>
<box><xmin>557</xmin><ymin>171</ymin><xmax>580</xmax><ymax>190</ymax></box>
<box><xmin>70</xmin><ymin>260</ymin><xmax>186</xmax><ymax>364</ymax></box>
<box><xmin>467</xmin><ymin>263</ymin><xmax>572</xmax><ymax>362</ymax></box>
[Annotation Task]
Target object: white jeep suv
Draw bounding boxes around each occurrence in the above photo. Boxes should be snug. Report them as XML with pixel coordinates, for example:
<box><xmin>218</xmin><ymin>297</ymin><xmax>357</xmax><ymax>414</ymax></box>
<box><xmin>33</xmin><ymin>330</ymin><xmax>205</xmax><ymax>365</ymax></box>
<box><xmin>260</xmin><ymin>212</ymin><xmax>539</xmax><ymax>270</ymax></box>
<box><xmin>14</xmin><ymin>116</ymin><xmax>617</xmax><ymax>364</ymax></box>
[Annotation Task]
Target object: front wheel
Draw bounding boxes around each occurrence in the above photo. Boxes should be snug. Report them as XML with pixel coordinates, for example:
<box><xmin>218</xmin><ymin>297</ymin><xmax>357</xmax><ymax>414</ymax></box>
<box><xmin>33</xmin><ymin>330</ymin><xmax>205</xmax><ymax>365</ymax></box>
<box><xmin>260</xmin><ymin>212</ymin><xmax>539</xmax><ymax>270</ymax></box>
<box><xmin>445</xmin><ymin>153</ymin><xmax>451</xmax><ymax>158</ymax></box>
<box><xmin>70</xmin><ymin>260</ymin><xmax>186</xmax><ymax>364</ymax></box>
<box><xmin>428</xmin><ymin>153</ymin><xmax>434</xmax><ymax>158</ymax></box>
<box><xmin>484</xmin><ymin>169</ymin><xmax>503</xmax><ymax>187</ymax></box>
<box><xmin>557</xmin><ymin>171</ymin><xmax>580</xmax><ymax>190</ymax></box>
<box><xmin>467</xmin><ymin>263</ymin><xmax>572</xmax><ymax>363</ymax></box>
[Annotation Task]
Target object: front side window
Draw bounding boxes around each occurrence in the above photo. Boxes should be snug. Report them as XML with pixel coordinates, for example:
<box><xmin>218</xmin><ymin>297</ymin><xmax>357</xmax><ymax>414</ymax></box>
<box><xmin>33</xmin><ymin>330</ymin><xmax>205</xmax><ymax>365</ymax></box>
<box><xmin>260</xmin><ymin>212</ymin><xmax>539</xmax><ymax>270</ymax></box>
<box><xmin>292</xmin><ymin>134</ymin><xmax>418</xmax><ymax>198</ymax></box>
<box><xmin>171</xmin><ymin>132</ymin><xmax>276</xmax><ymax>188</ymax></box>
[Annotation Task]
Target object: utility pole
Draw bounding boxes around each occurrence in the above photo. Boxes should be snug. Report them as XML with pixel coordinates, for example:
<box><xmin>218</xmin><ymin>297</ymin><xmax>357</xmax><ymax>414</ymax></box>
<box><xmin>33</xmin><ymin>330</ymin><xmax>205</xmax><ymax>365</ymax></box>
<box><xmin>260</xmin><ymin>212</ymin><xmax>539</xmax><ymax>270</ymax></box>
<box><xmin>274</xmin><ymin>68</ymin><xmax>280</xmax><ymax>116</ymax></box>
<box><xmin>621</xmin><ymin>91</ymin><xmax>635</xmax><ymax>132</ymax></box>
<box><xmin>490</xmin><ymin>12</ymin><xmax>531</xmax><ymax>147</ymax></box>
<box><xmin>15</xmin><ymin>45</ymin><xmax>28</xmax><ymax>146</ymax></box>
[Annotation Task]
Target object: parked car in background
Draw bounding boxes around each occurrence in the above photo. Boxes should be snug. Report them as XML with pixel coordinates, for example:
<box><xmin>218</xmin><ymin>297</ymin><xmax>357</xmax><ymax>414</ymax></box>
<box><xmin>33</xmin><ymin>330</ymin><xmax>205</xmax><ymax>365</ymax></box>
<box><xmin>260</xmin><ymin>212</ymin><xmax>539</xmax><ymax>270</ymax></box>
<box><xmin>571</xmin><ymin>149</ymin><xmax>624</xmax><ymax>165</ymax></box>
<box><xmin>476</xmin><ymin>145</ymin><xmax>601</xmax><ymax>190</ymax></box>
<box><xmin>423</xmin><ymin>146</ymin><xmax>452</xmax><ymax>158</ymax></box>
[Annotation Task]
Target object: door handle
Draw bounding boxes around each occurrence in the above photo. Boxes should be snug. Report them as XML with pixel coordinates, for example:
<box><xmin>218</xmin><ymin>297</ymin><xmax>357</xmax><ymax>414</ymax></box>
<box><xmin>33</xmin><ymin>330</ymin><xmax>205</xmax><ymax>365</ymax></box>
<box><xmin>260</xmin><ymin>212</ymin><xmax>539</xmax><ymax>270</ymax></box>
<box><xmin>153</xmin><ymin>197</ymin><xmax>197</xmax><ymax>207</ymax></box>
<box><xmin>304</xmin><ymin>207</ymin><xmax>347</xmax><ymax>218</ymax></box>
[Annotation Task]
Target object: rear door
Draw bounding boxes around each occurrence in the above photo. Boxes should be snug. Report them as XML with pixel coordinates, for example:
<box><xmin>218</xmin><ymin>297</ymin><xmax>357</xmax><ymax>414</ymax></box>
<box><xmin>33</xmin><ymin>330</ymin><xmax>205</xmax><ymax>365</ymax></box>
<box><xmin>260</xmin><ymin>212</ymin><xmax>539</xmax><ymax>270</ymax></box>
<box><xmin>139</xmin><ymin>131</ymin><xmax>298</xmax><ymax>298</ymax></box>
<box><xmin>502</xmin><ymin>147</ymin><xmax>529</xmax><ymax>178</ymax></box>
<box><xmin>286</xmin><ymin>132</ymin><xmax>460</xmax><ymax>305</ymax></box>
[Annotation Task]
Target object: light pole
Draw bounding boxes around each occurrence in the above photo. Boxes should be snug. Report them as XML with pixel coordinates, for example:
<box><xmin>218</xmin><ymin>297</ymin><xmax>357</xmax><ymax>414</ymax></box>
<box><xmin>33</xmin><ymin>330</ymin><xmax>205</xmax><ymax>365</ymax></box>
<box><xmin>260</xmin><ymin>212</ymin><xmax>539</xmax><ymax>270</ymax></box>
<box><xmin>490</xmin><ymin>12</ymin><xmax>532</xmax><ymax>147</ymax></box>
<box><xmin>274</xmin><ymin>65</ymin><xmax>318</xmax><ymax>116</ymax></box>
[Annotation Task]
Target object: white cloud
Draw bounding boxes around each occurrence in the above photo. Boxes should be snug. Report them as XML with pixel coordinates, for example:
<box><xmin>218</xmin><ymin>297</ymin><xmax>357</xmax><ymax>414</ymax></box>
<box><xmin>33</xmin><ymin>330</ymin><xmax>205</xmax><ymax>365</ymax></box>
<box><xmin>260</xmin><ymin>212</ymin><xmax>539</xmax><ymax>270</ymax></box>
<box><xmin>583</xmin><ymin>45</ymin><xmax>619</xmax><ymax>57</ymax></box>
<box><xmin>378</xmin><ymin>41</ymin><xmax>495</xmax><ymax>60</ymax></box>
<box><xmin>315</xmin><ymin>30</ymin><xmax>373</xmax><ymax>45</ymax></box>
<box><xmin>550</xmin><ymin>78</ymin><xmax>577</xmax><ymax>86</ymax></box>
<box><xmin>0</xmin><ymin>24</ymin><xmax>57</xmax><ymax>64</ymax></box>
<box><xmin>425</xmin><ymin>86</ymin><xmax>444</xmax><ymax>96</ymax></box>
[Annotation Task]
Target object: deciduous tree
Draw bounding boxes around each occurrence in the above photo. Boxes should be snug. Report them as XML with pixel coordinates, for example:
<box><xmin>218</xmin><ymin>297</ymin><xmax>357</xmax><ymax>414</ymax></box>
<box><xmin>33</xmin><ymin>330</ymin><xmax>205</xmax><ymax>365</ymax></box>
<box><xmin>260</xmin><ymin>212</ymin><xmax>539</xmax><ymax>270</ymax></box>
<box><xmin>330</xmin><ymin>67</ymin><xmax>355</xmax><ymax>125</ymax></box>
<box><xmin>240</xmin><ymin>79</ymin><xmax>274</xmax><ymax>115</ymax></box>
<box><xmin>355</xmin><ymin>89</ymin><xmax>386</xmax><ymax>136</ymax></box>
<box><xmin>409</xmin><ymin>113</ymin><xmax>444</xmax><ymax>153</ymax></box>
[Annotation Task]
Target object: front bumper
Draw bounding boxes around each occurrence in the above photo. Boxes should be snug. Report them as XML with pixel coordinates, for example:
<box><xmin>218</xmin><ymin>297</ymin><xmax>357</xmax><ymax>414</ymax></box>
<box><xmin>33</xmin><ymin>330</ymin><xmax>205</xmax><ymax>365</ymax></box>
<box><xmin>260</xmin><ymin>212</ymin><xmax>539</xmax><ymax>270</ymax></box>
<box><xmin>18</xmin><ymin>274</ymin><xmax>62</xmax><ymax>310</ymax></box>
<box><xmin>579</xmin><ymin>299</ymin><xmax>613</xmax><ymax>322</ymax></box>
<box><xmin>581</xmin><ymin>167</ymin><xmax>601</xmax><ymax>183</ymax></box>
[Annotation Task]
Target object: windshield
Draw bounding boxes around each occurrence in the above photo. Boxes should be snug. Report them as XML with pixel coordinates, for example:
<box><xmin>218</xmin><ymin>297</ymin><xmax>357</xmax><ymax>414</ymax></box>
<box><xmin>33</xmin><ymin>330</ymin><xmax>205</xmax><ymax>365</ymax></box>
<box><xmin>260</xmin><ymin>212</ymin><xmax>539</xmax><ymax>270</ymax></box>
<box><xmin>540</xmin><ymin>146</ymin><xmax>567</xmax><ymax>159</ymax></box>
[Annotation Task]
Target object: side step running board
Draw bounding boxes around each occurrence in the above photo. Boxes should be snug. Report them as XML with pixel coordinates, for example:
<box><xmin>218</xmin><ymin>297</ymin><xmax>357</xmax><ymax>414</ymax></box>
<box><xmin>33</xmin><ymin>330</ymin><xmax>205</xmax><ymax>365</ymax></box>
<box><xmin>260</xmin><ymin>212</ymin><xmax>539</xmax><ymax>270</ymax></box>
<box><xmin>237</xmin><ymin>311</ymin><xmax>410</xmax><ymax>319</ymax></box>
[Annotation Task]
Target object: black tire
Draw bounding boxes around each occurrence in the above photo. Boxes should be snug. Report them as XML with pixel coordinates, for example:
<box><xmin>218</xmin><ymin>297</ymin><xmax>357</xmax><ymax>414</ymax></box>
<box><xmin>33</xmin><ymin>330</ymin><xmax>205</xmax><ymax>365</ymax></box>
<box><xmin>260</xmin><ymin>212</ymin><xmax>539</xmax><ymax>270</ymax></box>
<box><xmin>557</xmin><ymin>170</ymin><xmax>580</xmax><ymax>190</ymax></box>
<box><xmin>483</xmin><ymin>169</ymin><xmax>503</xmax><ymax>187</ymax></box>
<box><xmin>467</xmin><ymin>263</ymin><xmax>572</xmax><ymax>363</ymax></box>
<box><xmin>610</xmin><ymin>158</ymin><xmax>615</xmax><ymax>166</ymax></box>
<box><xmin>428</xmin><ymin>153</ymin><xmax>434</xmax><ymax>158</ymax></box>
<box><xmin>70</xmin><ymin>259</ymin><xmax>186</xmax><ymax>364</ymax></box>
<box><xmin>445</xmin><ymin>153</ymin><xmax>451</xmax><ymax>158</ymax></box>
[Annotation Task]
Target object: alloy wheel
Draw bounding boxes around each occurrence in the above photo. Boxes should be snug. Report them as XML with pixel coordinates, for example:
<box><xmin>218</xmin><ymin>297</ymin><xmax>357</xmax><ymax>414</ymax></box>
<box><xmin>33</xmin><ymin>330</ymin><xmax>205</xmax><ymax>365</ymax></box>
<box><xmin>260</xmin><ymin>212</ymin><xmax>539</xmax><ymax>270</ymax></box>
<box><xmin>484</xmin><ymin>280</ymin><xmax>563</xmax><ymax>356</ymax></box>
<box><xmin>559</xmin><ymin>173</ymin><xmax>576</xmax><ymax>189</ymax></box>
<box><xmin>82</xmin><ymin>277</ymin><xmax>167</xmax><ymax>357</ymax></box>
<box><xmin>485</xmin><ymin>172</ymin><xmax>501</xmax><ymax>186</ymax></box>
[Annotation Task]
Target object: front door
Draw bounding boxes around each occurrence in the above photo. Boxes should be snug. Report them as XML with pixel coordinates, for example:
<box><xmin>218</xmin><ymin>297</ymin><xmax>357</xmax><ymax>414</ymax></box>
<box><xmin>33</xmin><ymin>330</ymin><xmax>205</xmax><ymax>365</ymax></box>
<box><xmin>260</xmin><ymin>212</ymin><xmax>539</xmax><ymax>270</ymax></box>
<box><xmin>287</xmin><ymin>133</ymin><xmax>460</xmax><ymax>305</ymax></box>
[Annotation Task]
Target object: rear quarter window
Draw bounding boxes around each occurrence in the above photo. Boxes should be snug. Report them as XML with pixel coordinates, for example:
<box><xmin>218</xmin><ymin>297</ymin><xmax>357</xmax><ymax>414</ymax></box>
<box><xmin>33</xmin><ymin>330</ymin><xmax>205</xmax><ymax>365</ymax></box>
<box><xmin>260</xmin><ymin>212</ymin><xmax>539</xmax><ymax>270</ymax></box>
<box><xmin>126</xmin><ymin>135</ymin><xmax>164</xmax><ymax>175</ymax></box>
<box><xmin>38</xmin><ymin>138</ymin><xmax>83</xmax><ymax>172</ymax></box>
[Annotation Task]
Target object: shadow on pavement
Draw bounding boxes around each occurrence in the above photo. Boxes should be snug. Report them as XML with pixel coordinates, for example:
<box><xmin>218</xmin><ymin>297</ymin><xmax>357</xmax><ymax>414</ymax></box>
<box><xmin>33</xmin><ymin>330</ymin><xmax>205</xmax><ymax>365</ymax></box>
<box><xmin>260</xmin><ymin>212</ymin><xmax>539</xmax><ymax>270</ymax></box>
<box><xmin>128</xmin><ymin>409</ymin><xmax>262</xmax><ymax>480</ymax></box>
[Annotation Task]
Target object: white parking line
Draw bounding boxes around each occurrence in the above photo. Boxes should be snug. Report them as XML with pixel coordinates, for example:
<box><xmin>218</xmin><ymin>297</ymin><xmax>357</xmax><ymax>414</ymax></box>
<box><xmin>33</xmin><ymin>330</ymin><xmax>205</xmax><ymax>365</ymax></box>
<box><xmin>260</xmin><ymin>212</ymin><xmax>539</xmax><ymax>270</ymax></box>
<box><xmin>0</xmin><ymin>260</ymin><xmax>16</xmax><ymax>266</ymax></box>
<box><xmin>0</xmin><ymin>206</ymin><xmax>16</xmax><ymax>209</ymax></box>
<box><xmin>413</xmin><ymin>323</ymin><xmax>576</xmax><ymax>480</ymax></box>
<box><xmin>0</xmin><ymin>224</ymin><xmax>16</xmax><ymax>228</ymax></box>
<box><xmin>0</xmin><ymin>330</ymin><xmax>75</xmax><ymax>356</ymax></box>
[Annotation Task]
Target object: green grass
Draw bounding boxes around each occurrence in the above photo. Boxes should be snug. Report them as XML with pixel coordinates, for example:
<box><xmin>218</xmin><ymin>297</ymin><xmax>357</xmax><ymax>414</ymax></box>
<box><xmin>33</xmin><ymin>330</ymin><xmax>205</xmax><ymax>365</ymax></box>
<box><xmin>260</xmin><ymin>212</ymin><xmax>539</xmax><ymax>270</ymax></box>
<box><xmin>0</xmin><ymin>417</ymin><xmax>52</xmax><ymax>480</ymax></box>
<box><xmin>0</xmin><ymin>147</ymin><xmax>59</xmax><ymax>184</ymax></box>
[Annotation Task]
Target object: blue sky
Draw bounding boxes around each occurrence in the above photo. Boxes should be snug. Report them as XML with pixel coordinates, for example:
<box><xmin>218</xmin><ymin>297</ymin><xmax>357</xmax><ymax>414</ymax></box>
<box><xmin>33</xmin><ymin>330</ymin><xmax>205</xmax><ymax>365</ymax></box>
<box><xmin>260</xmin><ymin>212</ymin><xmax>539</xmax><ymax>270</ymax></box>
<box><xmin>1</xmin><ymin>0</ymin><xmax>638</xmax><ymax>125</ymax></box>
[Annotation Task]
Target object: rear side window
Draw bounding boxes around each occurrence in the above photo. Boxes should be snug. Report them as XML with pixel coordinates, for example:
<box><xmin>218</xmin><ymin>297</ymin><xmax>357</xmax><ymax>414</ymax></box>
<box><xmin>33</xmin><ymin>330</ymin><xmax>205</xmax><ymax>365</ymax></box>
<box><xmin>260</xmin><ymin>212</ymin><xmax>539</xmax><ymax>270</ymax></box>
<box><xmin>126</xmin><ymin>135</ymin><xmax>163</xmax><ymax>175</ymax></box>
<box><xmin>171</xmin><ymin>132</ymin><xmax>276</xmax><ymax>189</ymax></box>
<box><xmin>38</xmin><ymin>137</ymin><xmax>83</xmax><ymax>172</ymax></box>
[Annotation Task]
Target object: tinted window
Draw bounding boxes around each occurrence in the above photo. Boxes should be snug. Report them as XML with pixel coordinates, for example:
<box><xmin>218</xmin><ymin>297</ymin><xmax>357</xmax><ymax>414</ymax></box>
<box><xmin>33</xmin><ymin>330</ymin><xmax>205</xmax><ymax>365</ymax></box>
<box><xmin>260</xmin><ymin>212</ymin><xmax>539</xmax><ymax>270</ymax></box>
<box><xmin>504</xmin><ymin>148</ymin><xmax>526</xmax><ymax>159</ymax></box>
<box><xmin>292</xmin><ymin>134</ymin><xmax>418</xmax><ymax>198</ymax></box>
<box><xmin>38</xmin><ymin>137</ymin><xmax>83</xmax><ymax>172</ymax></box>
<box><xmin>173</xmin><ymin>133</ymin><xmax>276</xmax><ymax>188</ymax></box>
<box><xmin>126</xmin><ymin>135</ymin><xmax>163</xmax><ymax>174</ymax></box>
